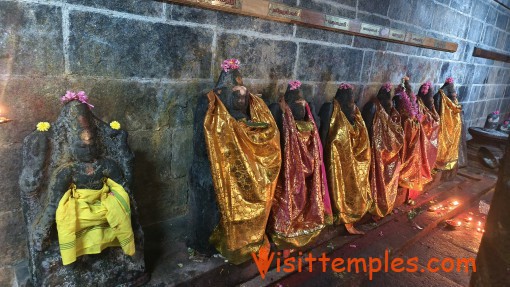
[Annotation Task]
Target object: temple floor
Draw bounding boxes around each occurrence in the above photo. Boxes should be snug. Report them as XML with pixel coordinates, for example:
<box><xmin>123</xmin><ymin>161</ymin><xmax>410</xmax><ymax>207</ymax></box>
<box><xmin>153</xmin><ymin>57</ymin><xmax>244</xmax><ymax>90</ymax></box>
<box><xmin>145</xmin><ymin>147</ymin><xmax>498</xmax><ymax>287</ymax></box>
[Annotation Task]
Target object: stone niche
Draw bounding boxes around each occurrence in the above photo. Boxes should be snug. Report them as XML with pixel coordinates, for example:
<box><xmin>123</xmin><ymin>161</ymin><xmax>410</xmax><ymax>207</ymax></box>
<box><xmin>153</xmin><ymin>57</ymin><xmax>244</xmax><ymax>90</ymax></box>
<box><xmin>18</xmin><ymin>100</ymin><xmax>148</xmax><ymax>286</ymax></box>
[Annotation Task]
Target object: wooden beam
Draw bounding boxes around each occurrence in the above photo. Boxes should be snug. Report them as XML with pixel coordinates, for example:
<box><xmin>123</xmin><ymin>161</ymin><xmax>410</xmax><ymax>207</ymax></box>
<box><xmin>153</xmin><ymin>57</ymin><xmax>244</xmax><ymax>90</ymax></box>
<box><xmin>473</xmin><ymin>47</ymin><xmax>510</xmax><ymax>63</ymax></box>
<box><xmin>167</xmin><ymin>0</ymin><xmax>458</xmax><ymax>53</ymax></box>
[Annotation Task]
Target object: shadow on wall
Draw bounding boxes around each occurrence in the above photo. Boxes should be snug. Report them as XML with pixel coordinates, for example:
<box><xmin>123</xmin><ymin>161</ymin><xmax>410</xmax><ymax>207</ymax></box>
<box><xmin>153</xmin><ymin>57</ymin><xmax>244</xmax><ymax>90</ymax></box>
<box><xmin>132</xmin><ymin>150</ymin><xmax>166</xmax><ymax>272</ymax></box>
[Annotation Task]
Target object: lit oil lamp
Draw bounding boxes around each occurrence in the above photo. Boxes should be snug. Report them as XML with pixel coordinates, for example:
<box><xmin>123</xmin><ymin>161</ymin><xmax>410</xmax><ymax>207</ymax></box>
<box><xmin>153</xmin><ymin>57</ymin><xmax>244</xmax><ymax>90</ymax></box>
<box><xmin>428</xmin><ymin>204</ymin><xmax>444</xmax><ymax>212</ymax></box>
<box><xmin>446</xmin><ymin>219</ymin><xmax>462</xmax><ymax>228</ymax></box>
<box><xmin>0</xmin><ymin>109</ymin><xmax>12</xmax><ymax>124</ymax></box>
<box><xmin>464</xmin><ymin>216</ymin><xmax>473</xmax><ymax>222</ymax></box>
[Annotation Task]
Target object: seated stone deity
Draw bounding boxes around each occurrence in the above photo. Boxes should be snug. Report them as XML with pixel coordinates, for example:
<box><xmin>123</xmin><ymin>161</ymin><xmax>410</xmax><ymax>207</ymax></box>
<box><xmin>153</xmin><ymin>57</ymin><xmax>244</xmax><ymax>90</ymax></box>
<box><xmin>19</xmin><ymin>92</ymin><xmax>147</xmax><ymax>286</ymax></box>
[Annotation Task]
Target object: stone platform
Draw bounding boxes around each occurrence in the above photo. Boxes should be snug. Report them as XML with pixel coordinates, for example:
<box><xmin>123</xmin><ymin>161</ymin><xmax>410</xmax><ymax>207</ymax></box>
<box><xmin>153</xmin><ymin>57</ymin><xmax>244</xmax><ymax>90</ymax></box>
<box><xmin>145</xmin><ymin>164</ymin><xmax>496</xmax><ymax>287</ymax></box>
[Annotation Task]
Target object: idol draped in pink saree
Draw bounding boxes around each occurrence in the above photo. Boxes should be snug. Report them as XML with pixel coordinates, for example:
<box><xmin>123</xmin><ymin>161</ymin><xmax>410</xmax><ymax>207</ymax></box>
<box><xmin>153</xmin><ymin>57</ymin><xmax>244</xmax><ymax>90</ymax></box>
<box><xmin>268</xmin><ymin>100</ymin><xmax>333</xmax><ymax>249</ymax></box>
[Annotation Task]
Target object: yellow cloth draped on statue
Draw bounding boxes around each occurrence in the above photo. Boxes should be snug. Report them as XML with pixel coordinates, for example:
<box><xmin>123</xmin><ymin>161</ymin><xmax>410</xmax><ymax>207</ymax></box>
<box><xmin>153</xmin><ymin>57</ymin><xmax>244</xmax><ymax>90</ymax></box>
<box><xmin>325</xmin><ymin>100</ymin><xmax>372</xmax><ymax>224</ymax></box>
<box><xmin>204</xmin><ymin>91</ymin><xmax>281</xmax><ymax>264</ymax></box>
<box><xmin>369</xmin><ymin>102</ymin><xmax>404</xmax><ymax>217</ymax></box>
<box><xmin>56</xmin><ymin>178</ymin><xmax>135</xmax><ymax>265</ymax></box>
<box><xmin>398</xmin><ymin>116</ymin><xmax>424</xmax><ymax>190</ymax></box>
<box><xmin>436</xmin><ymin>90</ymin><xmax>462</xmax><ymax>170</ymax></box>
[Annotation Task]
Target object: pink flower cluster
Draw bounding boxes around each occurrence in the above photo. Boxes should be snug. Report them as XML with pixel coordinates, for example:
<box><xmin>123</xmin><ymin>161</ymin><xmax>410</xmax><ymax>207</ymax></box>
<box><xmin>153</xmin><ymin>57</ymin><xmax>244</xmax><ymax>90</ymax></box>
<box><xmin>397</xmin><ymin>89</ymin><xmax>421</xmax><ymax>121</ymax></box>
<box><xmin>221</xmin><ymin>58</ymin><xmax>240</xmax><ymax>72</ymax></box>
<box><xmin>338</xmin><ymin>83</ymin><xmax>353</xmax><ymax>90</ymax></box>
<box><xmin>288</xmin><ymin>80</ymin><xmax>302</xmax><ymax>91</ymax></box>
<box><xmin>420</xmin><ymin>81</ymin><xmax>432</xmax><ymax>95</ymax></box>
<box><xmin>382</xmin><ymin>82</ymin><xmax>392</xmax><ymax>92</ymax></box>
<box><xmin>61</xmin><ymin>90</ymin><xmax>94</xmax><ymax>109</ymax></box>
<box><xmin>492</xmin><ymin>110</ymin><xmax>500</xmax><ymax>115</ymax></box>
<box><xmin>445</xmin><ymin>77</ymin><xmax>454</xmax><ymax>84</ymax></box>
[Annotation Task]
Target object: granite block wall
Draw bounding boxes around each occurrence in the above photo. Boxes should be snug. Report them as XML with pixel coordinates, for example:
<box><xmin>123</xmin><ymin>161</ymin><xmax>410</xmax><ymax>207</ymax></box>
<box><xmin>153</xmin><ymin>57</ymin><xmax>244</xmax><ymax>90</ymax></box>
<box><xmin>0</xmin><ymin>0</ymin><xmax>509</xmax><ymax>283</ymax></box>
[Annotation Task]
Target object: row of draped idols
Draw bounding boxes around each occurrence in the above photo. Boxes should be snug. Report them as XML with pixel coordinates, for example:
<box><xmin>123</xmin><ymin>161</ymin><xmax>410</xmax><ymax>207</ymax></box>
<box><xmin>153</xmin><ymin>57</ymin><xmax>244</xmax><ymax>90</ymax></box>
<box><xmin>16</xmin><ymin>58</ymin><xmax>461</xmax><ymax>285</ymax></box>
<box><xmin>190</xmin><ymin>59</ymin><xmax>463</xmax><ymax>265</ymax></box>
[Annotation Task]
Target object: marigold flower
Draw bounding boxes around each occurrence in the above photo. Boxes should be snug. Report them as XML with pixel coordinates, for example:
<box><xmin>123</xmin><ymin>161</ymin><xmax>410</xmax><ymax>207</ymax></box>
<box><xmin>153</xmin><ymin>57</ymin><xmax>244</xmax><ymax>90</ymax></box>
<box><xmin>36</xmin><ymin>122</ymin><xmax>51</xmax><ymax>132</ymax></box>
<box><xmin>110</xmin><ymin>121</ymin><xmax>121</xmax><ymax>130</ymax></box>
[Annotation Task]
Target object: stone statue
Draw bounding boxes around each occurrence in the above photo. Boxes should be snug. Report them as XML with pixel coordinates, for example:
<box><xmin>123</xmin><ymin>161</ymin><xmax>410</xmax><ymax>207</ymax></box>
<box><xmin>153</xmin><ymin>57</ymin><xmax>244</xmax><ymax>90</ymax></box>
<box><xmin>19</xmin><ymin>93</ymin><xmax>147</xmax><ymax>286</ymax></box>
<box><xmin>319</xmin><ymin>83</ymin><xmax>372</xmax><ymax>235</ymax></box>
<box><xmin>484</xmin><ymin>111</ymin><xmax>500</xmax><ymax>130</ymax></box>
<box><xmin>267</xmin><ymin>80</ymin><xmax>332</xmax><ymax>251</ymax></box>
<box><xmin>188</xmin><ymin>59</ymin><xmax>249</xmax><ymax>255</ymax></box>
<box><xmin>416</xmin><ymin>80</ymin><xmax>440</xmax><ymax>186</ymax></box>
<box><xmin>190</xmin><ymin>59</ymin><xmax>281</xmax><ymax>264</ymax></box>
<box><xmin>499</xmin><ymin>118</ymin><xmax>510</xmax><ymax>134</ymax></box>
<box><xmin>434</xmin><ymin>77</ymin><xmax>464</xmax><ymax>170</ymax></box>
<box><xmin>362</xmin><ymin>83</ymin><xmax>404</xmax><ymax>219</ymax></box>
<box><xmin>362</xmin><ymin>82</ymin><xmax>395</xmax><ymax>137</ymax></box>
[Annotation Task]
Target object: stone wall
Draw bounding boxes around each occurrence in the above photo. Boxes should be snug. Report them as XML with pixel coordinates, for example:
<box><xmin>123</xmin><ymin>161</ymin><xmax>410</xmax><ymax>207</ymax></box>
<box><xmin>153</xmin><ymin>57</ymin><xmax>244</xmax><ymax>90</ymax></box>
<box><xmin>0</xmin><ymin>0</ymin><xmax>509</xmax><ymax>284</ymax></box>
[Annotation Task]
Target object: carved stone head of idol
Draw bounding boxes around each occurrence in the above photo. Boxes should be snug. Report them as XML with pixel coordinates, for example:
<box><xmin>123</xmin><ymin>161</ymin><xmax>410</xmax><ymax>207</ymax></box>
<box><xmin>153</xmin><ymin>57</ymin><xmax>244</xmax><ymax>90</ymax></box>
<box><xmin>417</xmin><ymin>81</ymin><xmax>434</xmax><ymax>111</ymax></box>
<box><xmin>214</xmin><ymin>59</ymin><xmax>249</xmax><ymax>120</ymax></box>
<box><xmin>68</xmin><ymin>101</ymin><xmax>98</xmax><ymax>163</ymax></box>
<box><xmin>377</xmin><ymin>82</ymin><xmax>393</xmax><ymax>114</ymax></box>
<box><xmin>441</xmin><ymin>77</ymin><xmax>457</xmax><ymax>101</ymax></box>
<box><xmin>335</xmin><ymin>83</ymin><xmax>356</xmax><ymax>124</ymax></box>
<box><xmin>284</xmin><ymin>80</ymin><xmax>306</xmax><ymax>121</ymax></box>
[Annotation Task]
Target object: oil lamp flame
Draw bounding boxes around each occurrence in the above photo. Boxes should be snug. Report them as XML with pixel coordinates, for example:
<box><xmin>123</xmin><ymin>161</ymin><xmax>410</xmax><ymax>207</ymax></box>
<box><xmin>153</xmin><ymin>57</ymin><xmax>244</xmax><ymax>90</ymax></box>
<box><xmin>446</xmin><ymin>219</ymin><xmax>461</xmax><ymax>228</ymax></box>
<box><xmin>0</xmin><ymin>108</ymin><xmax>12</xmax><ymax>124</ymax></box>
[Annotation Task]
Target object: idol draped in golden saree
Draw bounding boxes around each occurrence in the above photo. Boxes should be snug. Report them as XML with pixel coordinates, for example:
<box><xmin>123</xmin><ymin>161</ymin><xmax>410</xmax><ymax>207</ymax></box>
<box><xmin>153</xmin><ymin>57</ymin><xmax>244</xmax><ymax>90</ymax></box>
<box><xmin>268</xmin><ymin>82</ymin><xmax>332</xmax><ymax>249</ymax></box>
<box><xmin>435</xmin><ymin>78</ymin><xmax>462</xmax><ymax>170</ymax></box>
<box><xmin>417</xmin><ymin>81</ymin><xmax>440</xmax><ymax>185</ymax></box>
<box><xmin>320</xmin><ymin>84</ymin><xmax>371</xmax><ymax>234</ymax></box>
<box><xmin>203</xmin><ymin>60</ymin><xmax>281</xmax><ymax>264</ymax></box>
<box><xmin>363</xmin><ymin>84</ymin><xmax>404</xmax><ymax>218</ymax></box>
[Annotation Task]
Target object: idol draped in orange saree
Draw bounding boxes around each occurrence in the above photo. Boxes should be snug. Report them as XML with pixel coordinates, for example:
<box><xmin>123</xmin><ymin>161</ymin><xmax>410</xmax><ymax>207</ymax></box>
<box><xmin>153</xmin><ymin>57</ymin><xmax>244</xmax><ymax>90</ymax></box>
<box><xmin>396</xmin><ymin>78</ymin><xmax>434</xmax><ymax>192</ymax></box>
<box><xmin>325</xmin><ymin>100</ymin><xmax>372</xmax><ymax>224</ymax></box>
<box><xmin>369</xmin><ymin>101</ymin><xmax>404</xmax><ymax>217</ymax></box>
<box><xmin>203</xmin><ymin>91</ymin><xmax>281</xmax><ymax>264</ymax></box>
<box><xmin>435</xmin><ymin>89</ymin><xmax>462</xmax><ymax>170</ymax></box>
<box><xmin>269</xmin><ymin>100</ymin><xmax>332</xmax><ymax>249</ymax></box>
<box><xmin>418</xmin><ymin>98</ymin><xmax>440</xmax><ymax>181</ymax></box>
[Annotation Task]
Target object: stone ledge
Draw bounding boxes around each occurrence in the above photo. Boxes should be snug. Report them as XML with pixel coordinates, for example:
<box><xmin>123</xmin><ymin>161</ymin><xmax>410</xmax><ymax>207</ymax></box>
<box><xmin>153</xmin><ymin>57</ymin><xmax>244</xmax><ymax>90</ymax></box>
<box><xmin>144</xmin><ymin>166</ymin><xmax>496</xmax><ymax>286</ymax></box>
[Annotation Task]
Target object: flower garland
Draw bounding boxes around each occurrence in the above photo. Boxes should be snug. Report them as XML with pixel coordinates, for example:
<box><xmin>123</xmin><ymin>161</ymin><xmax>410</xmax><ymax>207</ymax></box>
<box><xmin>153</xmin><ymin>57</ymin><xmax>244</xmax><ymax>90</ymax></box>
<box><xmin>445</xmin><ymin>77</ymin><xmax>454</xmax><ymax>84</ymax></box>
<box><xmin>221</xmin><ymin>58</ymin><xmax>240</xmax><ymax>72</ymax></box>
<box><xmin>338</xmin><ymin>83</ymin><xmax>353</xmax><ymax>90</ymax></box>
<box><xmin>491</xmin><ymin>110</ymin><xmax>500</xmax><ymax>116</ymax></box>
<box><xmin>61</xmin><ymin>91</ymin><xmax>94</xmax><ymax>109</ymax></box>
<box><xmin>397</xmin><ymin>78</ymin><xmax>421</xmax><ymax>121</ymax></box>
<box><xmin>288</xmin><ymin>80</ymin><xmax>302</xmax><ymax>91</ymax></box>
